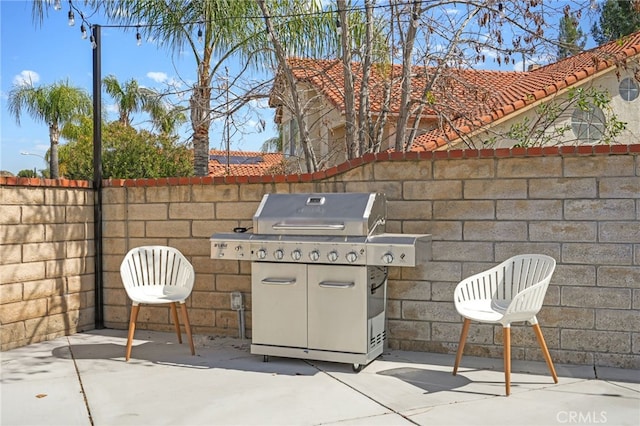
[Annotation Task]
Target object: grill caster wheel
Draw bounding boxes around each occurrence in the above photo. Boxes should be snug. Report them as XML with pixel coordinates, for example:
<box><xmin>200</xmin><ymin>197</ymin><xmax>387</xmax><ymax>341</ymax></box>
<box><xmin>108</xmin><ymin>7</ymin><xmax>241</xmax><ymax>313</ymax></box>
<box><xmin>263</xmin><ymin>355</ymin><xmax>270</xmax><ymax>363</ymax></box>
<box><xmin>352</xmin><ymin>363</ymin><xmax>363</xmax><ymax>372</ymax></box>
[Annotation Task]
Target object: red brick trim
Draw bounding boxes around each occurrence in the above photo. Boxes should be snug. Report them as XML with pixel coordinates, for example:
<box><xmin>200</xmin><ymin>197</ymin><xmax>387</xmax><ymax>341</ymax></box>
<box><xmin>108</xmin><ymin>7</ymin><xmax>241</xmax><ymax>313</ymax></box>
<box><xmin>2</xmin><ymin>144</ymin><xmax>638</xmax><ymax>188</ymax></box>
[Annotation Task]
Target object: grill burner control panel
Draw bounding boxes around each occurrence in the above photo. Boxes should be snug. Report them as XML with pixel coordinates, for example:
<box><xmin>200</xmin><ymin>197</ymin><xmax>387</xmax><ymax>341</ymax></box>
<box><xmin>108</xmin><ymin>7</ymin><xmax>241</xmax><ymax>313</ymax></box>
<box><xmin>210</xmin><ymin>233</ymin><xmax>431</xmax><ymax>267</ymax></box>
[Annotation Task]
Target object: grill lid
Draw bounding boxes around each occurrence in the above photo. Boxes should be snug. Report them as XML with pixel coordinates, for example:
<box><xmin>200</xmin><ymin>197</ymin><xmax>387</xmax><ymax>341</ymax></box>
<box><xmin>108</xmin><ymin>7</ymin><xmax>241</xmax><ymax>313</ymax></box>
<box><xmin>253</xmin><ymin>192</ymin><xmax>386</xmax><ymax>236</ymax></box>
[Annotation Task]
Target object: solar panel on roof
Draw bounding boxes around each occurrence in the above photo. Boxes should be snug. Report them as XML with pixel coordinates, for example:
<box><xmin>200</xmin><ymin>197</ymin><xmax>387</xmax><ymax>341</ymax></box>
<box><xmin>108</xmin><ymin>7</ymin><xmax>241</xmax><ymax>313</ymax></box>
<box><xmin>209</xmin><ymin>155</ymin><xmax>263</xmax><ymax>164</ymax></box>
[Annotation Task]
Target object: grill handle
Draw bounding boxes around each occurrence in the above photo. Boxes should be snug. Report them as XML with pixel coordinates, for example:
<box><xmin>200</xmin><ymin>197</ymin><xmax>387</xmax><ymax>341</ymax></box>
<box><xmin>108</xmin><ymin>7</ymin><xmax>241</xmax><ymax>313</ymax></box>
<box><xmin>260</xmin><ymin>278</ymin><xmax>297</xmax><ymax>285</ymax></box>
<box><xmin>271</xmin><ymin>223</ymin><xmax>345</xmax><ymax>231</ymax></box>
<box><xmin>319</xmin><ymin>281</ymin><xmax>355</xmax><ymax>289</ymax></box>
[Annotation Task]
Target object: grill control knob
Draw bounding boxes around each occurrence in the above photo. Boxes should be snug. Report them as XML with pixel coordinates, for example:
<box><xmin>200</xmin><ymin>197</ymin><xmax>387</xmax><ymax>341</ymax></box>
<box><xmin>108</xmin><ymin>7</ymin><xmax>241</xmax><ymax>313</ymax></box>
<box><xmin>346</xmin><ymin>251</ymin><xmax>358</xmax><ymax>263</ymax></box>
<box><xmin>291</xmin><ymin>249</ymin><xmax>302</xmax><ymax>261</ymax></box>
<box><xmin>382</xmin><ymin>252</ymin><xmax>394</xmax><ymax>264</ymax></box>
<box><xmin>327</xmin><ymin>251</ymin><xmax>339</xmax><ymax>262</ymax></box>
<box><xmin>309</xmin><ymin>250</ymin><xmax>320</xmax><ymax>261</ymax></box>
<box><xmin>274</xmin><ymin>249</ymin><xmax>284</xmax><ymax>260</ymax></box>
<box><xmin>256</xmin><ymin>249</ymin><xmax>267</xmax><ymax>260</ymax></box>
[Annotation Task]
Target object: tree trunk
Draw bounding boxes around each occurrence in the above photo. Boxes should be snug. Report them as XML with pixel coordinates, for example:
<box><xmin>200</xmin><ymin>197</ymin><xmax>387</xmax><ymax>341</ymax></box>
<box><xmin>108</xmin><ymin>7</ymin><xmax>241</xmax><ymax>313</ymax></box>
<box><xmin>190</xmin><ymin>64</ymin><xmax>212</xmax><ymax>176</ymax></box>
<box><xmin>394</xmin><ymin>1</ymin><xmax>420</xmax><ymax>152</ymax></box>
<box><xmin>257</xmin><ymin>0</ymin><xmax>318</xmax><ymax>172</ymax></box>
<box><xmin>358</xmin><ymin>0</ymin><xmax>374</xmax><ymax>156</ymax></box>
<box><xmin>337</xmin><ymin>0</ymin><xmax>356</xmax><ymax>159</ymax></box>
<box><xmin>49</xmin><ymin>124</ymin><xmax>60</xmax><ymax>179</ymax></box>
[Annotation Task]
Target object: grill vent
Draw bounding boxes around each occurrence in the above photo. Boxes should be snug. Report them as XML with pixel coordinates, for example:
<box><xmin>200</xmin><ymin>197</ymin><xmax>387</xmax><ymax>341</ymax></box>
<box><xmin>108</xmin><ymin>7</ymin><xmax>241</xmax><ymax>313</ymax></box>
<box><xmin>370</xmin><ymin>330</ymin><xmax>386</xmax><ymax>348</ymax></box>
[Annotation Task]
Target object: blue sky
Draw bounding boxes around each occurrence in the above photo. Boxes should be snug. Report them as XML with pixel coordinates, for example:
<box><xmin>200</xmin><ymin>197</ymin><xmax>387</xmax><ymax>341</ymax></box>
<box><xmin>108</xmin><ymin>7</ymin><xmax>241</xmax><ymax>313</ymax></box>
<box><xmin>0</xmin><ymin>0</ymin><xmax>277</xmax><ymax>174</ymax></box>
<box><xmin>1</xmin><ymin>1</ymin><xmax>599</xmax><ymax>175</ymax></box>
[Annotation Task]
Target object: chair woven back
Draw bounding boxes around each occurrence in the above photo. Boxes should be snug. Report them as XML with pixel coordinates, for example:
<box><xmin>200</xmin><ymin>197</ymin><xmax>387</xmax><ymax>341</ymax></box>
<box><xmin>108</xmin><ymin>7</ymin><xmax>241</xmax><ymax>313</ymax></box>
<box><xmin>497</xmin><ymin>254</ymin><xmax>556</xmax><ymax>301</ymax></box>
<box><xmin>454</xmin><ymin>254</ymin><xmax>555</xmax><ymax>314</ymax></box>
<box><xmin>120</xmin><ymin>246</ymin><xmax>194</xmax><ymax>297</ymax></box>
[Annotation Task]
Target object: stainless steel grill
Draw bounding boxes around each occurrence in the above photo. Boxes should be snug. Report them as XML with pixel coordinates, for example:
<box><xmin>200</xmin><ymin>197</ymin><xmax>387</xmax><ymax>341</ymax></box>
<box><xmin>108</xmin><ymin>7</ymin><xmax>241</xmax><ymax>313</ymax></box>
<box><xmin>211</xmin><ymin>192</ymin><xmax>431</xmax><ymax>370</ymax></box>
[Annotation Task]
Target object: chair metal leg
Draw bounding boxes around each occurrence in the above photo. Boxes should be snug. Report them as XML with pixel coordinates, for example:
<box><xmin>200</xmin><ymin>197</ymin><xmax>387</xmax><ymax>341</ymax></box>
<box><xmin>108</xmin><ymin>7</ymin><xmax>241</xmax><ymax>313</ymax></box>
<box><xmin>170</xmin><ymin>302</ymin><xmax>183</xmax><ymax>344</ymax></box>
<box><xmin>180</xmin><ymin>302</ymin><xmax>196</xmax><ymax>356</ymax></box>
<box><xmin>453</xmin><ymin>318</ymin><xmax>471</xmax><ymax>375</ymax></box>
<box><xmin>533</xmin><ymin>323</ymin><xmax>558</xmax><ymax>383</ymax></box>
<box><xmin>504</xmin><ymin>326</ymin><xmax>511</xmax><ymax>396</ymax></box>
<box><xmin>126</xmin><ymin>304</ymin><xmax>140</xmax><ymax>361</ymax></box>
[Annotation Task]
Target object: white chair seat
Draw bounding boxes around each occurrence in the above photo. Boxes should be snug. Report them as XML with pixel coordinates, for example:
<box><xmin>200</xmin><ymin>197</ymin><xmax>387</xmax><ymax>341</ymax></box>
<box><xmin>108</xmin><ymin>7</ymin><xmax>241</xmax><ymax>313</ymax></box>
<box><xmin>456</xmin><ymin>299</ymin><xmax>506</xmax><ymax>323</ymax></box>
<box><xmin>125</xmin><ymin>285</ymin><xmax>192</xmax><ymax>304</ymax></box>
<box><xmin>452</xmin><ymin>254</ymin><xmax>558</xmax><ymax>396</ymax></box>
<box><xmin>120</xmin><ymin>246</ymin><xmax>196</xmax><ymax>360</ymax></box>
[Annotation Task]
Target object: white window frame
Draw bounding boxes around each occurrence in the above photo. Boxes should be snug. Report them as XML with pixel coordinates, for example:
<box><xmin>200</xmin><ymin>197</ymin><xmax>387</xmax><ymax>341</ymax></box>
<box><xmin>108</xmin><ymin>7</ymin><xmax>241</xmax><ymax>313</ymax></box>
<box><xmin>571</xmin><ymin>106</ymin><xmax>606</xmax><ymax>143</ymax></box>
<box><xmin>619</xmin><ymin>77</ymin><xmax>639</xmax><ymax>102</ymax></box>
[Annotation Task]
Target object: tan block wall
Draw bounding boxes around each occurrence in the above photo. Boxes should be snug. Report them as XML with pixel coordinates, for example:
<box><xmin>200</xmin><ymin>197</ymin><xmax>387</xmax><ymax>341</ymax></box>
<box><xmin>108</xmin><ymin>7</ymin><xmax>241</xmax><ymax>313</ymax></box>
<box><xmin>0</xmin><ymin>184</ymin><xmax>96</xmax><ymax>350</ymax></box>
<box><xmin>1</xmin><ymin>145</ymin><xmax>638</xmax><ymax>370</ymax></box>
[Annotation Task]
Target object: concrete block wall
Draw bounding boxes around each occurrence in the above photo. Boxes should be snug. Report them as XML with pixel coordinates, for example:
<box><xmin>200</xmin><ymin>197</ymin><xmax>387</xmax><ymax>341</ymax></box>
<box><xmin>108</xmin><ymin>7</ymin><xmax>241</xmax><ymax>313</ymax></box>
<box><xmin>385</xmin><ymin>151</ymin><xmax>640</xmax><ymax>369</ymax></box>
<box><xmin>0</xmin><ymin>181</ymin><xmax>96</xmax><ymax>351</ymax></box>
<box><xmin>95</xmin><ymin>145</ymin><xmax>639</xmax><ymax>369</ymax></box>
<box><xmin>1</xmin><ymin>144</ymin><xmax>638</xmax><ymax>370</ymax></box>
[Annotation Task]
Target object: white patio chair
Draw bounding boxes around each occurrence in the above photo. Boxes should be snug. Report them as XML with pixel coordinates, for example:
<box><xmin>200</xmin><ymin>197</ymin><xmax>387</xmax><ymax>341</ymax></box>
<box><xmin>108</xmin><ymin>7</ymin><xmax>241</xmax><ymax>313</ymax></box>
<box><xmin>452</xmin><ymin>254</ymin><xmax>558</xmax><ymax>396</ymax></box>
<box><xmin>120</xmin><ymin>246</ymin><xmax>196</xmax><ymax>361</ymax></box>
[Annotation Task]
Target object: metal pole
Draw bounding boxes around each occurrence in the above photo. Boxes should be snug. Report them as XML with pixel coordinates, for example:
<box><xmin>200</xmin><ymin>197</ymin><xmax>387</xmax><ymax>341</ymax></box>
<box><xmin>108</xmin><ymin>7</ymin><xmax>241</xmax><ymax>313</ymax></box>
<box><xmin>92</xmin><ymin>24</ymin><xmax>104</xmax><ymax>329</ymax></box>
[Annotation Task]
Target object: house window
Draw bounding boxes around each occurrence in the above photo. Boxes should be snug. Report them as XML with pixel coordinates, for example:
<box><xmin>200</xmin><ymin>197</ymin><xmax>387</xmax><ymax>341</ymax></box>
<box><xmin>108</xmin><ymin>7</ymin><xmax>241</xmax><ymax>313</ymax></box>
<box><xmin>571</xmin><ymin>106</ymin><xmax>605</xmax><ymax>143</ymax></box>
<box><xmin>619</xmin><ymin>77</ymin><xmax>639</xmax><ymax>101</ymax></box>
<box><xmin>282</xmin><ymin>119</ymin><xmax>299</xmax><ymax>157</ymax></box>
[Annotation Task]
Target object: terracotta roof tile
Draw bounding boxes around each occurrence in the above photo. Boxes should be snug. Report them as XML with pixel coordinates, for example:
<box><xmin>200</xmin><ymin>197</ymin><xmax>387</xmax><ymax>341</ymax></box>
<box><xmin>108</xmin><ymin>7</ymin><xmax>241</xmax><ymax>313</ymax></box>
<box><xmin>275</xmin><ymin>31</ymin><xmax>640</xmax><ymax>152</ymax></box>
<box><xmin>280</xmin><ymin>58</ymin><xmax>523</xmax><ymax>118</ymax></box>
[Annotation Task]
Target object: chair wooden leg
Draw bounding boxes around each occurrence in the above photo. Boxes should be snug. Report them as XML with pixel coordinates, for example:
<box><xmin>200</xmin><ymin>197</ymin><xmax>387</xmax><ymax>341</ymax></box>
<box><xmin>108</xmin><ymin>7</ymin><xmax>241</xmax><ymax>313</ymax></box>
<box><xmin>180</xmin><ymin>302</ymin><xmax>195</xmax><ymax>356</ymax></box>
<box><xmin>126</xmin><ymin>304</ymin><xmax>140</xmax><ymax>361</ymax></box>
<box><xmin>504</xmin><ymin>326</ymin><xmax>511</xmax><ymax>396</ymax></box>
<box><xmin>533</xmin><ymin>323</ymin><xmax>558</xmax><ymax>383</ymax></box>
<box><xmin>170</xmin><ymin>302</ymin><xmax>183</xmax><ymax>344</ymax></box>
<box><xmin>453</xmin><ymin>318</ymin><xmax>471</xmax><ymax>375</ymax></box>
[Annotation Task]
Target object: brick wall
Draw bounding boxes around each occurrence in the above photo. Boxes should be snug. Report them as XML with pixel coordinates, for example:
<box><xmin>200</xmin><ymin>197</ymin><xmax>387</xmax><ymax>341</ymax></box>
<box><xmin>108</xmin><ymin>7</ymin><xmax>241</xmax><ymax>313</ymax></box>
<box><xmin>1</xmin><ymin>145</ymin><xmax>638</xmax><ymax>369</ymax></box>
<box><xmin>0</xmin><ymin>181</ymin><xmax>96</xmax><ymax>350</ymax></box>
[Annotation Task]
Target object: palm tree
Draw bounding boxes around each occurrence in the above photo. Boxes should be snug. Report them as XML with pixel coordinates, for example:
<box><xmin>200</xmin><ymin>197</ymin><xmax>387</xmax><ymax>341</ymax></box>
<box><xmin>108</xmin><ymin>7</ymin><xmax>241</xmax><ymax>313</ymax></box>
<box><xmin>8</xmin><ymin>79</ymin><xmax>91</xmax><ymax>178</ymax></box>
<box><xmin>31</xmin><ymin>1</ymin><xmax>346</xmax><ymax>174</ymax></box>
<box><xmin>103</xmin><ymin>74</ymin><xmax>163</xmax><ymax>127</ymax></box>
<box><xmin>98</xmin><ymin>1</ymin><xmax>265</xmax><ymax>176</ymax></box>
<box><xmin>148</xmin><ymin>103</ymin><xmax>188</xmax><ymax>136</ymax></box>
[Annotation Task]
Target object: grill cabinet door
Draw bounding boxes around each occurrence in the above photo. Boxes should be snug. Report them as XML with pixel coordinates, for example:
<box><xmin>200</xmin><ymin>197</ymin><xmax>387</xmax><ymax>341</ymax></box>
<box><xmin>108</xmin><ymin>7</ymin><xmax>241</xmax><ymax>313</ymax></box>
<box><xmin>251</xmin><ymin>262</ymin><xmax>307</xmax><ymax>348</ymax></box>
<box><xmin>307</xmin><ymin>265</ymin><xmax>368</xmax><ymax>353</ymax></box>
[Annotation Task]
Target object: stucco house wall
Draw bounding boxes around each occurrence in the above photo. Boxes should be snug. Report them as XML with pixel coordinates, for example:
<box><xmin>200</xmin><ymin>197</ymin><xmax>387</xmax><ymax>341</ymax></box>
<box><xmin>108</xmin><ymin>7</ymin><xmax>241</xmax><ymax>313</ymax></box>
<box><xmin>482</xmin><ymin>66</ymin><xmax>640</xmax><ymax>149</ymax></box>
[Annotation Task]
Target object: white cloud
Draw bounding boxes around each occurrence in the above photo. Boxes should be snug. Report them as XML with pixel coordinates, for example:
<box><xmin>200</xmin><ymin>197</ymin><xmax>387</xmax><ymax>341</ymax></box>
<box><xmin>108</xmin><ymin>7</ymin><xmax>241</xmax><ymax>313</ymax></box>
<box><xmin>481</xmin><ymin>48</ymin><xmax>498</xmax><ymax>60</ymax></box>
<box><xmin>105</xmin><ymin>103</ymin><xmax>119</xmax><ymax>114</ymax></box>
<box><xmin>250</xmin><ymin>98</ymin><xmax>270</xmax><ymax>109</ymax></box>
<box><xmin>166</xmin><ymin>78</ymin><xmax>183</xmax><ymax>89</ymax></box>
<box><xmin>147</xmin><ymin>71</ymin><xmax>168</xmax><ymax>83</ymax></box>
<box><xmin>13</xmin><ymin>70</ymin><xmax>40</xmax><ymax>87</ymax></box>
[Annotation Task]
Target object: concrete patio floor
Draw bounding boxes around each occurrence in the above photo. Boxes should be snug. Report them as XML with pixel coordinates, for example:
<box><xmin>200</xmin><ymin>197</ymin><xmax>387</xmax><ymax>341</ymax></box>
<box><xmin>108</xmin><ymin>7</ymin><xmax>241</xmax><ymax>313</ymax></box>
<box><xmin>1</xmin><ymin>329</ymin><xmax>639</xmax><ymax>426</ymax></box>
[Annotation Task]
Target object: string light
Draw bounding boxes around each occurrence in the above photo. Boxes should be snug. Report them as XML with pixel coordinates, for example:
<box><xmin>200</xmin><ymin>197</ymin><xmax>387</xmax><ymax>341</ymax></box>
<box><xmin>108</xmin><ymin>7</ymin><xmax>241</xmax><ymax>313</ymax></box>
<box><xmin>90</xmin><ymin>33</ymin><xmax>97</xmax><ymax>49</ymax></box>
<box><xmin>81</xmin><ymin>23</ymin><xmax>87</xmax><ymax>39</ymax></box>
<box><xmin>412</xmin><ymin>12</ymin><xmax>419</xmax><ymax>28</ymax></box>
<box><xmin>63</xmin><ymin>0</ymin><xmax>457</xmax><ymax>49</ymax></box>
<box><xmin>197</xmin><ymin>26</ymin><xmax>203</xmax><ymax>43</ymax></box>
<box><xmin>68</xmin><ymin>1</ymin><xmax>75</xmax><ymax>26</ymax></box>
